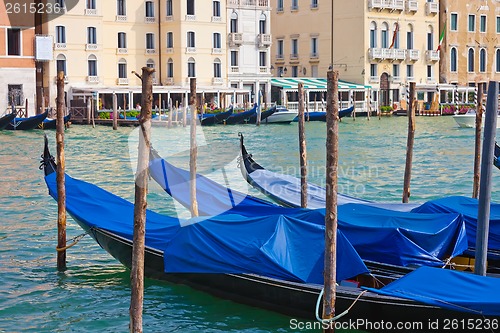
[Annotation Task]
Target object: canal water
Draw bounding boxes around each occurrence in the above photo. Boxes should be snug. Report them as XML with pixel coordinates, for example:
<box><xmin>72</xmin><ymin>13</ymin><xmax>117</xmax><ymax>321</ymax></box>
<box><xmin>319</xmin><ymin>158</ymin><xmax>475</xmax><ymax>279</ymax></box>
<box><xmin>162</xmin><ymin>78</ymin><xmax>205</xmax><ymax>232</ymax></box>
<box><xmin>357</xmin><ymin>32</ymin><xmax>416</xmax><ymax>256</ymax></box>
<box><xmin>0</xmin><ymin>116</ymin><xmax>498</xmax><ymax>332</ymax></box>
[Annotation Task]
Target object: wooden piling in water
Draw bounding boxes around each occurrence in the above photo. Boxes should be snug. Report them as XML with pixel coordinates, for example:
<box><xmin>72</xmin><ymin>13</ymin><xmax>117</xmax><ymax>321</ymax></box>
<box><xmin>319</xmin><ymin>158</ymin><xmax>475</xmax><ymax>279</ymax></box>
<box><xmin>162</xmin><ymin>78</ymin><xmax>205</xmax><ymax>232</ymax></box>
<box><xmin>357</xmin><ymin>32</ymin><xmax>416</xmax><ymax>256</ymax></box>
<box><xmin>182</xmin><ymin>96</ymin><xmax>187</xmax><ymax>127</ymax></box>
<box><xmin>167</xmin><ymin>99</ymin><xmax>173</xmax><ymax>128</ymax></box>
<box><xmin>130</xmin><ymin>67</ymin><xmax>154</xmax><ymax>333</ymax></box>
<box><xmin>189</xmin><ymin>78</ymin><xmax>199</xmax><ymax>217</ymax></box>
<box><xmin>56</xmin><ymin>71</ymin><xmax>67</xmax><ymax>272</ymax></box>
<box><xmin>113</xmin><ymin>93</ymin><xmax>118</xmax><ymax>130</ymax></box>
<box><xmin>402</xmin><ymin>82</ymin><xmax>416</xmax><ymax>203</ymax></box>
<box><xmin>323</xmin><ymin>70</ymin><xmax>339</xmax><ymax>333</ymax></box>
<box><xmin>298</xmin><ymin>83</ymin><xmax>308</xmax><ymax>208</ymax></box>
<box><xmin>473</xmin><ymin>84</ymin><xmax>484</xmax><ymax>199</ymax></box>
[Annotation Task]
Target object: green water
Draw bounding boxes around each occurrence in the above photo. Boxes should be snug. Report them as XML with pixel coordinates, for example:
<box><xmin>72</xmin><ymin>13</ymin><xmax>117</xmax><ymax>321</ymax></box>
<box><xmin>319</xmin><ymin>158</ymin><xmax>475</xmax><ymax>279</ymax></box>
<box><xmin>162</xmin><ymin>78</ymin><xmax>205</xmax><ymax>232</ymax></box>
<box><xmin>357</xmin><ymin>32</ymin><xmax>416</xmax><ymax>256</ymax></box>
<box><xmin>0</xmin><ymin>117</ymin><xmax>498</xmax><ymax>332</ymax></box>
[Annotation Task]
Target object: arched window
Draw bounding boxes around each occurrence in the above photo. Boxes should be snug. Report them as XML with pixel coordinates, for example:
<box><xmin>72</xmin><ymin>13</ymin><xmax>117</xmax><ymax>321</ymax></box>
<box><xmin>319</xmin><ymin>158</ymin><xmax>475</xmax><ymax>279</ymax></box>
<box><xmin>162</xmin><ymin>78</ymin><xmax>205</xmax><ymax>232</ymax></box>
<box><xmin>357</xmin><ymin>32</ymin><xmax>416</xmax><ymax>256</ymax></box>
<box><xmin>167</xmin><ymin>58</ymin><xmax>173</xmax><ymax>78</ymax></box>
<box><xmin>118</xmin><ymin>58</ymin><xmax>127</xmax><ymax>78</ymax></box>
<box><xmin>188</xmin><ymin>57</ymin><xmax>195</xmax><ymax>77</ymax></box>
<box><xmin>427</xmin><ymin>25</ymin><xmax>434</xmax><ymax>50</ymax></box>
<box><xmin>450</xmin><ymin>47</ymin><xmax>457</xmax><ymax>72</ymax></box>
<box><xmin>369</xmin><ymin>21</ymin><xmax>377</xmax><ymax>48</ymax></box>
<box><xmin>56</xmin><ymin>54</ymin><xmax>66</xmax><ymax>75</ymax></box>
<box><xmin>381</xmin><ymin>22</ymin><xmax>389</xmax><ymax>48</ymax></box>
<box><xmin>479</xmin><ymin>48</ymin><xmax>486</xmax><ymax>72</ymax></box>
<box><xmin>468</xmin><ymin>48</ymin><xmax>475</xmax><ymax>72</ymax></box>
<box><xmin>88</xmin><ymin>54</ymin><xmax>97</xmax><ymax>76</ymax></box>
<box><xmin>230</xmin><ymin>12</ymin><xmax>238</xmax><ymax>33</ymax></box>
<box><xmin>406</xmin><ymin>24</ymin><xmax>414</xmax><ymax>49</ymax></box>
<box><xmin>496</xmin><ymin>49</ymin><xmax>500</xmax><ymax>73</ymax></box>
<box><xmin>259</xmin><ymin>13</ymin><xmax>267</xmax><ymax>34</ymax></box>
<box><xmin>213</xmin><ymin>58</ymin><xmax>221</xmax><ymax>78</ymax></box>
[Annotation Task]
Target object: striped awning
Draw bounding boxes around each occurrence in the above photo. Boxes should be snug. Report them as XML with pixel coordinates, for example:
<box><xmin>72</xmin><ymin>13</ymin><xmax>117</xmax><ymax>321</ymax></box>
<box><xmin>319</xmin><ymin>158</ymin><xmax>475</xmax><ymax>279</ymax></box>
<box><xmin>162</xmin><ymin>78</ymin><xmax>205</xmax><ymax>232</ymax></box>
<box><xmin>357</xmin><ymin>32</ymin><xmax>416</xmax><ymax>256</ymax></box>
<box><xmin>271</xmin><ymin>78</ymin><xmax>371</xmax><ymax>91</ymax></box>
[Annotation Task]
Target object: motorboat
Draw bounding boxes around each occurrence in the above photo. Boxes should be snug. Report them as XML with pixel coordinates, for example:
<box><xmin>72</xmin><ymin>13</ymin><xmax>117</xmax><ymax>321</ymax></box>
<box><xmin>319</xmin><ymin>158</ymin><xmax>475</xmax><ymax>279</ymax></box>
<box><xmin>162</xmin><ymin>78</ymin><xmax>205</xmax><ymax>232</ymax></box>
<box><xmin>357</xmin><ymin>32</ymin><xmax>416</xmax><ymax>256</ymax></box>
<box><xmin>452</xmin><ymin>109</ymin><xmax>500</xmax><ymax>128</ymax></box>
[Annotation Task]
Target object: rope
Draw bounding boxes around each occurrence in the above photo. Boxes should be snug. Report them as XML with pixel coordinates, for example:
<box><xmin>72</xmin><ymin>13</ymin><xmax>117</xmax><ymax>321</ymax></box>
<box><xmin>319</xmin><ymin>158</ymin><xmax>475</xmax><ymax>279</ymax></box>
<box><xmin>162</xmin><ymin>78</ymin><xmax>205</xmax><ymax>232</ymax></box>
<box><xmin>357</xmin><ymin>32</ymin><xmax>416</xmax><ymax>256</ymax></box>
<box><xmin>56</xmin><ymin>231</ymin><xmax>88</xmax><ymax>252</ymax></box>
<box><xmin>315</xmin><ymin>288</ymin><xmax>368</xmax><ymax>323</ymax></box>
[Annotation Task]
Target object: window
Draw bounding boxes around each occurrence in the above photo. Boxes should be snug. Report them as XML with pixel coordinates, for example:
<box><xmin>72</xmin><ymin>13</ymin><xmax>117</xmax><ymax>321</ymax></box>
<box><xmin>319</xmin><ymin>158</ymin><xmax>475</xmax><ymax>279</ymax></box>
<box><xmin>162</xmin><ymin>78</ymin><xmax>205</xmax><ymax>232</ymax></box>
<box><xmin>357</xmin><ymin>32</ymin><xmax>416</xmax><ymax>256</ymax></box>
<box><xmin>87</xmin><ymin>27</ymin><xmax>97</xmax><ymax>44</ymax></box>
<box><xmin>187</xmin><ymin>0</ymin><xmax>195</xmax><ymax>15</ymax></box>
<box><xmin>480</xmin><ymin>15</ymin><xmax>486</xmax><ymax>33</ymax></box>
<box><xmin>381</xmin><ymin>23</ymin><xmax>388</xmax><ymax>48</ymax></box>
<box><xmin>427</xmin><ymin>28</ymin><xmax>433</xmax><ymax>51</ymax></box>
<box><xmin>406</xmin><ymin>24</ymin><xmax>414</xmax><ymax>49</ymax></box>
<box><xmin>259</xmin><ymin>51</ymin><xmax>266</xmax><ymax>67</ymax></box>
<box><xmin>146</xmin><ymin>33</ymin><xmax>155</xmax><ymax>49</ymax></box>
<box><xmin>311</xmin><ymin>0</ymin><xmax>318</xmax><ymax>8</ymax></box>
<box><xmin>480</xmin><ymin>49</ymin><xmax>486</xmax><ymax>72</ymax></box>
<box><xmin>450</xmin><ymin>47</ymin><xmax>457</xmax><ymax>72</ymax></box>
<box><xmin>277</xmin><ymin>0</ymin><xmax>283</xmax><ymax>11</ymax></box>
<box><xmin>277</xmin><ymin>40</ymin><xmax>284</xmax><ymax>58</ymax></box>
<box><xmin>392</xmin><ymin>64</ymin><xmax>399</xmax><ymax>78</ymax></box>
<box><xmin>370</xmin><ymin>64</ymin><xmax>377</xmax><ymax>77</ymax></box>
<box><xmin>230</xmin><ymin>51</ymin><xmax>238</xmax><ymax>66</ymax></box>
<box><xmin>86</xmin><ymin>0</ymin><xmax>96</xmax><ymax>9</ymax></box>
<box><xmin>55</xmin><ymin>0</ymin><xmax>65</xmax><ymax>8</ymax></box>
<box><xmin>118</xmin><ymin>32</ymin><xmax>127</xmax><ymax>48</ymax></box>
<box><xmin>188</xmin><ymin>57</ymin><xmax>195</xmax><ymax>77</ymax></box>
<box><xmin>167</xmin><ymin>58</ymin><xmax>174</xmax><ymax>77</ymax></box>
<box><xmin>213</xmin><ymin>33</ymin><xmax>221</xmax><ymax>49</ymax></box>
<box><xmin>187</xmin><ymin>31</ymin><xmax>195</xmax><ymax>47</ymax></box>
<box><xmin>370</xmin><ymin>22</ymin><xmax>377</xmax><ymax>48</ymax></box>
<box><xmin>213</xmin><ymin>58</ymin><xmax>221</xmax><ymax>77</ymax></box>
<box><xmin>56</xmin><ymin>54</ymin><xmax>66</xmax><ymax>75</ymax></box>
<box><xmin>118</xmin><ymin>59</ymin><xmax>127</xmax><ymax>78</ymax></box>
<box><xmin>230</xmin><ymin>12</ymin><xmax>238</xmax><ymax>33</ymax></box>
<box><xmin>166</xmin><ymin>32</ymin><xmax>173</xmax><ymax>48</ymax></box>
<box><xmin>450</xmin><ymin>13</ymin><xmax>458</xmax><ymax>31</ymax></box>
<box><xmin>291</xmin><ymin>0</ymin><xmax>298</xmax><ymax>10</ymax></box>
<box><xmin>8</xmin><ymin>85</ymin><xmax>23</xmax><ymax>106</ymax></box>
<box><xmin>311</xmin><ymin>65</ymin><xmax>318</xmax><ymax>77</ymax></box>
<box><xmin>213</xmin><ymin>1</ymin><xmax>220</xmax><ymax>17</ymax></box>
<box><xmin>166</xmin><ymin>0</ymin><xmax>173</xmax><ymax>16</ymax></box>
<box><xmin>117</xmin><ymin>0</ymin><xmax>126</xmax><ymax>15</ymax></box>
<box><xmin>406</xmin><ymin>64</ymin><xmax>413</xmax><ymax>79</ymax></box>
<box><xmin>291</xmin><ymin>66</ymin><xmax>298</xmax><ymax>77</ymax></box>
<box><xmin>311</xmin><ymin>37</ymin><xmax>318</xmax><ymax>57</ymax></box>
<box><xmin>468</xmin><ymin>48</ymin><xmax>474</xmax><ymax>72</ymax></box>
<box><xmin>55</xmin><ymin>26</ymin><xmax>66</xmax><ymax>43</ymax></box>
<box><xmin>497</xmin><ymin>16</ymin><xmax>500</xmax><ymax>33</ymax></box>
<box><xmin>7</xmin><ymin>28</ymin><xmax>21</xmax><ymax>56</ymax></box>
<box><xmin>427</xmin><ymin>65</ymin><xmax>433</xmax><ymax>80</ymax></box>
<box><xmin>146</xmin><ymin>59</ymin><xmax>155</xmax><ymax>70</ymax></box>
<box><xmin>88</xmin><ymin>55</ymin><xmax>97</xmax><ymax>76</ymax></box>
<box><xmin>145</xmin><ymin>1</ymin><xmax>154</xmax><ymax>17</ymax></box>
<box><xmin>291</xmin><ymin>38</ymin><xmax>298</xmax><ymax>57</ymax></box>
<box><xmin>468</xmin><ymin>15</ymin><xmax>475</xmax><ymax>32</ymax></box>
<box><xmin>497</xmin><ymin>49</ymin><xmax>500</xmax><ymax>72</ymax></box>
<box><xmin>259</xmin><ymin>14</ymin><xmax>266</xmax><ymax>34</ymax></box>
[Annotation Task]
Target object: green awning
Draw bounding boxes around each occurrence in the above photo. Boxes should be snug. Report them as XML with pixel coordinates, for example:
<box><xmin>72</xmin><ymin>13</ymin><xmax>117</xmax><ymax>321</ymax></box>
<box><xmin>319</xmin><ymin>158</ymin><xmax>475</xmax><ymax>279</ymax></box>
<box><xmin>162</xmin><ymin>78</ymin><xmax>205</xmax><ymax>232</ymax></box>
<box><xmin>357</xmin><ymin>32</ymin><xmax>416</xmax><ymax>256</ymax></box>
<box><xmin>271</xmin><ymin>78</ymin><xmax>371</xmax><ymax>91</ymax></box>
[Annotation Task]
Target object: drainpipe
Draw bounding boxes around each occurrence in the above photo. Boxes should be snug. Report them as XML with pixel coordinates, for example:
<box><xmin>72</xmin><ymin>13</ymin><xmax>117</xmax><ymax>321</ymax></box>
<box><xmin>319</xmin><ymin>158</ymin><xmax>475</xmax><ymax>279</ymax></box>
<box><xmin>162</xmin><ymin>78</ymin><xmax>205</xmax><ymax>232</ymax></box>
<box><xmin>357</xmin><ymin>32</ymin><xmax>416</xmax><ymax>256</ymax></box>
<box><xmin>157</xmin><ymin>1</ymin><xmax>163</xmax><ymax>85</ymax></box>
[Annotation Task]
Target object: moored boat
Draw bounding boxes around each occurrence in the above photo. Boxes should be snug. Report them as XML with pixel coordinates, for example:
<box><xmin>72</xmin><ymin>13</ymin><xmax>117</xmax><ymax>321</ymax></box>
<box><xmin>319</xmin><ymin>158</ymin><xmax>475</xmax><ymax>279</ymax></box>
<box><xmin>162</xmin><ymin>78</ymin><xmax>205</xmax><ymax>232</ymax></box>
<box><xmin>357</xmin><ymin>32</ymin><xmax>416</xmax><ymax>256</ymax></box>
<box><xmin>39</xmin><ymin>114</ymin><xmax>72</xmax><ymax>129</ymax></box>
<box><xmin>247</xmin><ymin>106</ymin><xmax>277</xmax><ymax>124</ymax></box>
<box><xmin>452</xmin><ymin>109</ymin><xmax>500</xmax><ymax>128</ymax></box>
<box><xmin>199</xmin><ymin>107</ymin><xmax>233</xmax><ymax>126</ymax></box>
<box><xmin>264</xmin><ymin>106</ymin><xmax>298</xmax><ymax>124</ymax></box>
<box><xmin>5</xmin><ymin>111</ymin><xmax>48</xmax><ymax>130</ymax></box>
<box><xmin>295</xmin><ymin>106</ymin><xmax>354</xmax><ymax>122</ymax></box>
<box><xmin>0</xmin><ymin>112</ymin><xmax>17</xmax><ymax>130</ymax></box>
<box><xmin>224</xmin><ymin>105</ymin><xmax>258</xmax><ymax>125</ymax></box>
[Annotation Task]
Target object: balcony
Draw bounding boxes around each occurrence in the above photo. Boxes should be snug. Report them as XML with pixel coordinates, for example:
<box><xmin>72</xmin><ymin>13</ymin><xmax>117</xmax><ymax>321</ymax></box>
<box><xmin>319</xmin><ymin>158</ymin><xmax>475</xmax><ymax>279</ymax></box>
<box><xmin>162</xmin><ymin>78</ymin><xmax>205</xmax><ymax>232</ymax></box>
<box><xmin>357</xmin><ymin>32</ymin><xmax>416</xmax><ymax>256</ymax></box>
<box><xmin>425</xmin><ymin>2</ymin><xmax>439</xmax><ymax>15</ymax></box>
<box><xmin>212</xmin><ymin>16</ymin><xmax>222</xmax><ymax>22</ymax></box>
<box><xmin>310</xmin><ymin>52</ymin><xmax>319</xmax><ymax>59</ymax></box>
<box><xmin>291</xmin><ymin>4</ymin><xmax>298</xmax><ymax>11</ymax></box>
<box><xmin>425</xmin><ymin>50</ymin><xmax>440</xmax><ymax>62</ymax></box>
<box><xmin>54</xmin><ymin>43</ymin><xmax>66</xmax><ymax>50</ymax></box>
<box><xmin>186</xmin><ymin>47</ymin><xmax>196</xmax><ymax>54</ymax></box>
<box><xmin>145</xmin><ymin>48</ymin><xmax>157</xmax><ymax>55</ymax></box>
<box><xmin>259</xmin><ymin>66</ymin><xmax>268</xmax><ymax>73</ymax></box>
<box><xmin>228</xmin><ymin>33</ymin><xmax>243</xmax><ymax>46</ymax></box>
<box><xmin>116</xmin><ymin>48</ymin><xmax>128</xmax><ymax>54</ymax></box>
<box><xmin>165</xmin><ymin>47</ymin><xmax>174</xmax><ymax>54</ymax></box>
<box><xmin>212</xmin><ymin>77</ymin><xmax>224</xmax><ymax>85</ymax></box>
<box><xmin>406</xmin><ymin>0</ymin><xmax>418</xmax><ymax>12</ymax></box>
<box><xmin>368</xmin><ymin>48</ymin><xmax>406</xmax><ymax>61</ymax></box>
<box><xmin>165</xmin><ymin>15</ymin><xmax>173</xmax><ymax>21</ymax></box>
<box><xmin>290</xmin><ymin>53</ymin><xmax>299</xmax><ymax>60</ymax></box>
<box><xmin>116</xmin><ymin>15</ymin><xmax>127</xmax><ymax>22</ymax></box>
<box><xmin>228</xmin><ymin>0</ymin><xmax>270</xmax><ymax>7</ymax></box>
<box><xmin>407</xmin><ymin>49</ymin><xmax>420</xmax><ymax>61</ymax></box>
<box><xmin>87</xmin><ymin>76</ymin><xmax>99</xmax><ymax>83</ymax></box>
<box><xmin>54</xmin><ymin>75</ymin><xmax>69</xmax><ymax>83</ymax></box>
<box><xmin>368</xmin><ymin>0</ymin><xmax>404</xmax><ymax>12</ymax></box>
<box><xmin>369</xmin><ymin>76</ymin><xmax>380</xmax><ymax>83</ymax></box>
<box><xmin>86</xmin><ymin>44</ymin><xmax>98</xmax><ymax>51</ymax></box>
<box><xmin>145</xmin><ymin>17</ymin><xmax>156</xmax><ymax>24</ymax></box>
<box><xmin>117</xmin><ymin>78</ymin><xmax>129</xmax><ymax>85</ymax></box>
<box><xmin>165</xmin><ymin>77</ymin><xmax>174</xmax><ymax>85</ymax></box>
<box><xmin>258</xmin><ymin>34</ymin><xmax>272</xmax><ymax>48</ymax></box>
<box><xmin>185</xmin><ymin>15</ymin><xmax>196</xmax><ymax>21</ymax></box>
<box><xmin>275</xmin><ymin>54</ymin><xmax>285</xmax><ymax>62</ymax></box>
<box><xmin>85</xmin><ymin>8</ymin><xmax>97</xmax><ymax>16</ymax></box>
<box><xmin>230</xmin><ymin>66</ymin><xmax>239</xmax><ymax>73</ymax></box>
<box><xmin>212</xmin><ymin>48</ymin><xmax>223</xmax><ymax>54</ymax></box>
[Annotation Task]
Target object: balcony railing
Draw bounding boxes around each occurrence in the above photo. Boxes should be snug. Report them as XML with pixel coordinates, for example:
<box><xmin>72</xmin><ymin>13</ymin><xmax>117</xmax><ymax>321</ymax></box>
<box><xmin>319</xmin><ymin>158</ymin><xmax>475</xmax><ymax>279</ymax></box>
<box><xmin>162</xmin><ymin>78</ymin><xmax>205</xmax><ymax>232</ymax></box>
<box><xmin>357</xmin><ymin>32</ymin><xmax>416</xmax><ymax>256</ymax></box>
<box><xmin>310</xmin><ymin>52</ymin><xmax>319</xmax><ymax>59</ymax></box>
<box><xmin>369</xmin><ymin>76</ymin><xmax>380</xmax><ymax>83</ymax></box>
<box><xmin>212</xmin><ymin>77</ymin><xmax>224</xmax><ymax>85</ymax></box>
<box><xmin>86</xmin><ymin>43</ymin><xmax>98</xmax><ymax>51</ymax></box>
<box><xmin>116</xmin><ymin>48</ymin><xmax>128</xmax><ymax>54</ymax></box>
<box><xmin>259</xmin><ymin>66</ymin><xmax>268</xmax><ymax>73</ymax></box>
<box><xmin>165</xmin><ymin>47</ymin><xmax>174</xmax><ymax>54</ymax></box>
<box><xmin>165</xmin><ymin>77</ymin><xmax>174</xmax><ymax>85</ymax></box>
<box><xmin>54</xmin><ymin>75</ymin><xmax>69</xmax><ymax>83</ymax></box>
<box><xmin>230</xmin><ymin>66</ymin><xmax>239</xmax><ymax>73</ymax></box>
<box><xmin>258</xmin><ymin>34</ymin><xmax>272</xmax><ymax>47</ymax></box>
<box><xmin>407</xmin><ymin>49</ymin><xmax>420</xmax><ymax>61</ymax></box>
<box><xmin>406</xmin><ymin>0</ymin><xmax>418</xmax><ymax>12</ymax></box>
<box><xmin>185</xmin><ymin>15</ymin><xmax>196</xmax><ymax>21</ymax></box>
<box><xmin>145</xmin><ymin>48</ymin><xmax>157</xmax><ymax>55</ymax></box>
<box><xmin>368</xmin><ymin>48</ymin><xmax>406</xmax><ymax>61</ymax></box>
<box><xmin>228</xmin><ymin>0</ymin><xmax>270</xmax><ymax>7</ymax></box>
<box><xmin>426</xmin><ymin>2</ymin><xmax>439</xmax><ymax>15</ymax></box>
<box><xmin>425</xmin><ymin>50</ymin><xmax>440</xmax><ymax>62</ymax></box>
<box><xmin>85</xmin><ymin>8</ymin><xmax>97</xmax><ymax>15</ymax></box>
<box><xmin>212</xmin><ymin>16</ymin><xmax>222</xmax><ymax>22</ymax></box>
<box><xmin>116</xmin><ymin>15</ymin><xmax>127</xmax><ymax>22</ymax></box>
<box><xmin>228</xmin><ymin>33</ymin><xmax>243</xmax><ymax>46</ymax></box>
<box><xmin>165</xmin><ymin>15</ymin><xmax>173</xmax><ymax>21</ymax></box>
<box><xmin>212</xmin><ymin>48</ymin><xmax>223</xmax><ymax>54</ymax></box>
<box><xmin>186</xmin><ymin>47</ymin><xmax>196</xmax><ymax>53</ymax></box>
<box><xmin>87</xmin><ymin>76</ymin><xmax>99</xmax><ymax>83</ymax></box>
<box><xmin>54</xmin><ymin>43</ymin><xmax>66</xmax><ymax>49</ymax></box>
<box><xmin>145</xmin><ymin>17</ymin><xmax>156</xmax><ymax>23</ymax></box>
<box><xmin>117</xmin><ymin>78</ymin><xmax>129</xmax><ymax>85</ymax></box>
<box><xmin>368</xmin><ymin>0</ymin><xmax>404</xmax><ymax>11</ymax></box>
<box><xmin>290</xmin><ymin>53</ymin><xmax>299</xmax><ymax>60</ymax></box>
<box><xmin>276</xmin><ymin>54</ymin><xmax>284</xmax><ymax>61</ymax></box>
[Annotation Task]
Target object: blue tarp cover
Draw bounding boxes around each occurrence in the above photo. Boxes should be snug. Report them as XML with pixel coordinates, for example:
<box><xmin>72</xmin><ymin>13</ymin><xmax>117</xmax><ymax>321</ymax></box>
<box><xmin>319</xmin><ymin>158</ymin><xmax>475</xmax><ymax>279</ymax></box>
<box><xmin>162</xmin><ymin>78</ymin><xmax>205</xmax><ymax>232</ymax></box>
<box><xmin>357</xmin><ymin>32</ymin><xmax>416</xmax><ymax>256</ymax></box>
<box><xmin>411</xmin><ymin>196</ymin><xmax>500</xmax><ymax>250</ymax></box>
<box><xmin>44</xmin><ymin>172</ymin><xmax>369</xmax><ymax>283</ymax></box>
<box><xmin>364</xmin><ymin>266</ymin><xmax>500</xmax><ymax>315</ymax></box>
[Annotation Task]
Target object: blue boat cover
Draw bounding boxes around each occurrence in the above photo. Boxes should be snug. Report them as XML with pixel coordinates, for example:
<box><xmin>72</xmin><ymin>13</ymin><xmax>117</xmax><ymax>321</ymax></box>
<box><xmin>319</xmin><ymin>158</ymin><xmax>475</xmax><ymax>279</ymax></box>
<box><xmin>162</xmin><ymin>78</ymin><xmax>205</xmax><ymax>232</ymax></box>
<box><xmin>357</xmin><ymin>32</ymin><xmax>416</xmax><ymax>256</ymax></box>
<box><xmin>44</xmin><ymin>172</ymin><xmax>369</xmax><ymax>283</ymax></box>
<box><xmin>149</xmin><ymin>157</ymin><xmax>469</xmax><ymax>267</ymax></box>
<box><xmin>412</xmin><ymin>196</ymin><xmax>500</xmax><ymax>251</ymax></box>
<box><xmin>364</xmin><ymin>266</ymin><xmax>500</xmax><ymax>315</ymax></box>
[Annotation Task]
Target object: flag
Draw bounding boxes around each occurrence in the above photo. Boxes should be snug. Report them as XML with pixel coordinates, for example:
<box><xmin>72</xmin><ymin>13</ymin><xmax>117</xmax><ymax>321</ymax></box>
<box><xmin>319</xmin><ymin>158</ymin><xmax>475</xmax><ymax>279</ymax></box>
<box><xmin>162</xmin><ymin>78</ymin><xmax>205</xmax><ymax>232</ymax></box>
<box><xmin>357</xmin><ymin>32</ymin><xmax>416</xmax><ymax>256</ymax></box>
<box><xmin>437</xmin><ymin>21</ymin><xmax>446</xmax><ymax>51</ymax></box>
<box><xmin>389</xmin><ymin>22</ymin><xmax>399</xmax><ymax>49</ymax></box>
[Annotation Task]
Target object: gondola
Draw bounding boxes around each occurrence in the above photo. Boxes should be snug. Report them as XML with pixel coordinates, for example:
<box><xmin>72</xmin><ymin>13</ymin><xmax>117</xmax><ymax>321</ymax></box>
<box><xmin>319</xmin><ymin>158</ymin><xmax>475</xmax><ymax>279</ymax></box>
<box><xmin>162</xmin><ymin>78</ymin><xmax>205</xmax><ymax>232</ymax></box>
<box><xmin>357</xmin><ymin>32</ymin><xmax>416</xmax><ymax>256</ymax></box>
<box><xmin>247</xmin><ymin>106</ymin><xmax>277</xmax><ymax>124</ymax></box>
<box><xmin>0</xmin><ymin>112</ymin><xmax>16</xmax><ymax>130</ymax></box>
<box><xmin>296</xmin><ymin>106</ymin><xmax>354</xmax><ymax>122</ymax></box>
<box><xmin>199</xmin><ymin>107</ymin><xmax>233</xmax><ymax>126</ymax></box>
<box><xmin>38</xmin><ymin>114</ymin><xmax>71</xmax><ymax>130</ymax></box>
<box><xmin>5</xmin><ymin>111</ymin><xmax>48</xmax><ymax>130</ymax></box>
<box><xmin>224</xmin><ymin>105</ymin><xmax>257</xmax><ymax>125</ymax></box>
<box><xmin>41</xmin><ymin>138</ymin><xmax>500</xmax><ymax>328</ymax></box>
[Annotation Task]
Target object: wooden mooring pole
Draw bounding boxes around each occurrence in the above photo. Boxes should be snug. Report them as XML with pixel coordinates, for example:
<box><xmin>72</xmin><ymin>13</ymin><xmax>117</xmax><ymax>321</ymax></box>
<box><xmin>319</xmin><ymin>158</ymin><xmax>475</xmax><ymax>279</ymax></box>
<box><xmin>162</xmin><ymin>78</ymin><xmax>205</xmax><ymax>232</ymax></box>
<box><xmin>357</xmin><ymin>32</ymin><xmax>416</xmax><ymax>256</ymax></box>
<box><xmin>472</xmin><ymin>84</ymin><xmax>484</xmax><ymax>199</ymax></box>
<box><xmin>189</xmin><ymin>78</ymin><xmax>199</xmax><ymax>217</ymax></box>
<box><xmin>298</xmin><ymin>83</ymin><xmax>308</xmax><ymax>208</ymax></box>
<box><xmin>130</xmin><ymin>67</ymin><xmax>154</xmax><ymax>333</ymax></box>
<box><xmin>323</xmin><ymin>70</ymin><xmax>339</xmax><ymax>333</ymax></box>
<box><xmin>56</xmin><ymin>71</ymin><xmax>67</xmax><ymax>272</ymax></box>
<box><xmin>475</xmin><ymin>81</ymin><xmax>498</xmax><ymax>276</ymax></box>
<box><xmin>402</xmin><ymin>82</ymin><xmax>416</xmax><ymax>203</ymax></box>
<box><xmin>113</xmin><ymin>92</ymin><xmax>118</xmax><ymax>130</ymax></box>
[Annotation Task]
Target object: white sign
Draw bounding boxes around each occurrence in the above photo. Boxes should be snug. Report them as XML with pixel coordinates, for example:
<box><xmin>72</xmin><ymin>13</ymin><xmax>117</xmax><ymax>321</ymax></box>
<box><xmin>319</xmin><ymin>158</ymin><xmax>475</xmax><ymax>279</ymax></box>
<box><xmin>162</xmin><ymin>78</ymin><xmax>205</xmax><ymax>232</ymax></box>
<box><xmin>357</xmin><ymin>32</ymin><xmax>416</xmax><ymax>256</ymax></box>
<box><xmin>35</xmin><ymin>35</ymin><xmax>54</xmax><ymax>61</ymax></box>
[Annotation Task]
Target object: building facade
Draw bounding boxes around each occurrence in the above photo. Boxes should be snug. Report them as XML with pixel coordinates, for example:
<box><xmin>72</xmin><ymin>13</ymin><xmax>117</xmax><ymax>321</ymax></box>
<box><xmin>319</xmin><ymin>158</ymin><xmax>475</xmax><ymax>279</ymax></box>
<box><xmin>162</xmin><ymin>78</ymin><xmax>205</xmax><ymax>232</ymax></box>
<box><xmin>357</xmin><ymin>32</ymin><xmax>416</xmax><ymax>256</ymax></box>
<box><xmin>271</xmin><ymin>0</ymin><xmax>441</xmax><ymax>107</ymax></box>
<box><xmin>0</xmin><ymin>2</ymin><xmax>36</xmax><ymax>116</ymax></box>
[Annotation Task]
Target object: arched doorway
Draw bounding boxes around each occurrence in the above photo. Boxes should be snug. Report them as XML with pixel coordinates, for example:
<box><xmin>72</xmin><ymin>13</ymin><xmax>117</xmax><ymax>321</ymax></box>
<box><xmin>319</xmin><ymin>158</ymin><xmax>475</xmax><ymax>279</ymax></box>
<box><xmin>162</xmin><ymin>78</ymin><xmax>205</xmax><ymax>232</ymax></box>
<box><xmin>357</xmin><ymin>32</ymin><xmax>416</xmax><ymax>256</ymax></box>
<box><xmin>380</xmin><ymin>72</ymin><xmax>390</xmax><ymax>107</ymax></box>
